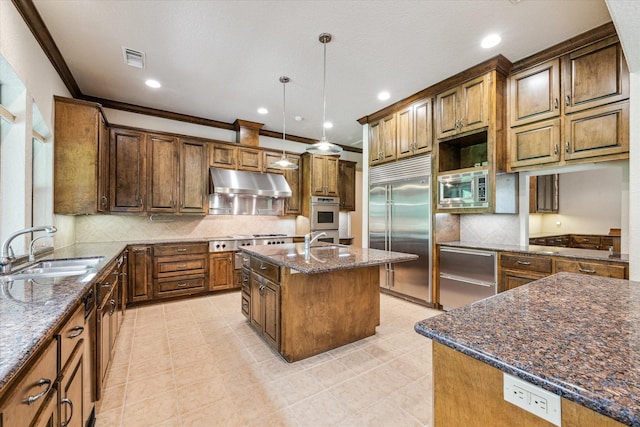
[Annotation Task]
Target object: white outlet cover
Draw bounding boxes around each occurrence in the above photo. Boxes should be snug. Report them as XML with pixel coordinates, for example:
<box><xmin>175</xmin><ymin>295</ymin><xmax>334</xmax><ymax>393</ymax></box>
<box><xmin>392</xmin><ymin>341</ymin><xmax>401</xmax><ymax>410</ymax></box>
<box><xmin>504</xmin><ymin>373</ymin><xmax>561</xmax><ymax>426</ymax></box>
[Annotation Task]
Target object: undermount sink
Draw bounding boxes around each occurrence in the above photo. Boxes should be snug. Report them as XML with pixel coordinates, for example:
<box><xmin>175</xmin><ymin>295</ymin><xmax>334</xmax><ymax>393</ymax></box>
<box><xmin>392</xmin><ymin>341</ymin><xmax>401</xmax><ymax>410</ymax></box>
<box><xmin>7</xmin><ymin>256</ymin><xmax>104</xmax><ymax>281</ymax></box>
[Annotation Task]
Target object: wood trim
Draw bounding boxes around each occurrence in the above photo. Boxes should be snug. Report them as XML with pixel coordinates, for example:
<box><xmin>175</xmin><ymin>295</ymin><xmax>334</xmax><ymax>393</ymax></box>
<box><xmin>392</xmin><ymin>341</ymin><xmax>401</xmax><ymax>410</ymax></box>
<box><xmin>358</xmin><ymin>55</ymin><xmax>512</xmax><ymax>125</ymax></box>
<box><xmin>11</xmin><ymin>0</ymin><xmax>82</xmax><ymax>98</ymax></box>
<box><xmin>0</xmin><ymin>104</ymin><xmax>16</xmax><ymax>123</ymax></box>
<box><xmin>510</xmin><ymin>22</ymin><xmax>617</xmax><ymax>73</ymax></box>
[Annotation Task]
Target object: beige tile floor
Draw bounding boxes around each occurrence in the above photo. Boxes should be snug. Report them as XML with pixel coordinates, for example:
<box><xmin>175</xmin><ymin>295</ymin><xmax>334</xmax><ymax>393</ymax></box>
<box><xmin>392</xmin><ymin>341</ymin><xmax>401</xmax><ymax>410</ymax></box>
<box><xmin>95</xmin><ymin>291</ymin><xmax>441</xmax><ymax>426</ymax></box>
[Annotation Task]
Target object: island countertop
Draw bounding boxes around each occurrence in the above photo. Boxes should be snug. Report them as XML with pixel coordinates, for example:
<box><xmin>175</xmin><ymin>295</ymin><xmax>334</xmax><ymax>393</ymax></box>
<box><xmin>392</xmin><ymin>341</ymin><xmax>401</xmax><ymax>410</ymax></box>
<box><xmin>415</xmin><ymin>272</ymin><xmax>640</xmax><ymax>426</ymax></box>
<box><xmin>240</xmin><ymin>243</ymin><xmax>418</xmax><ymax>274</ymax></box>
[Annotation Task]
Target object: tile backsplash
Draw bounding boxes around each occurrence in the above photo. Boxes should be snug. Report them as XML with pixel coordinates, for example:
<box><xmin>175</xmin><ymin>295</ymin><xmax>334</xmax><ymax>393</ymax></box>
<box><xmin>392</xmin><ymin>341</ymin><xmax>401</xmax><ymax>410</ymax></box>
<box><xmin>75</xmin><ymin>215</ymin><xmax>297</xmax><ymax>243</ymax></box>
<box><xmin>460</xmin><ymin>214</ymin><xmax>520</xmax><ymax>245</ymax></box>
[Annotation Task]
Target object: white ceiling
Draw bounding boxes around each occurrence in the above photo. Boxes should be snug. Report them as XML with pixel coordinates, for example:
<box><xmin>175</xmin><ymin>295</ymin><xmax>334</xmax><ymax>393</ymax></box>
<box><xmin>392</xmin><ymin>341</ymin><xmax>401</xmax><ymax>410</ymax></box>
<box><xmin>32</xmin><ymin>0</ymin><xmax>613</xmax><ymax>149</ymax></box>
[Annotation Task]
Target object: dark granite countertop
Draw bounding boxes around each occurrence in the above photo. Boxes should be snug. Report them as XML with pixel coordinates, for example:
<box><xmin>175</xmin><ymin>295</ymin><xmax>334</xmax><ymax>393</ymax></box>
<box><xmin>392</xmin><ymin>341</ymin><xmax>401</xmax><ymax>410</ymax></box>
<box><xmin>439</xmin><ymin>240</ymin><xmax>629</xmax><ymax>264</ymax></box>
<box><xmin>415</xmin><ymin>272</ymin><xmax>640</xmax><ymax>426</ymax></box>
<box><xmin>0</xmin><ymin>242</ymin><xmax>126</xmax><ymax>396</ymax></box>
<box><xmin>241</xmin><ymin>243</ymin><xmax>418</xmax><ymax>274</ymax></box>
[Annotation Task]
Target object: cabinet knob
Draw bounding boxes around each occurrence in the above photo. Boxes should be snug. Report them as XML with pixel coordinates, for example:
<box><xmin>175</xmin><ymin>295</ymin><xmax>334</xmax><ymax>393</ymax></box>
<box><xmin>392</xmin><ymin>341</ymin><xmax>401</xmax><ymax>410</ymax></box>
<box><xmin>565</xmin><ymin>95</ymin><xmax>571</xmax><ymax>106</ymax></box>
<box><xmin>554</xmin><ymin>144</ymin><xmax>558</xmax><ymax>155</ymax></box>
<box><xmin>565</xmin><ymin>141</ymin><xmax>570</xmax><ymax>153</ymax></box>
<box><xmin>554</xmin><ymin>98</ymin><xmax>559</xmax><ymax>109</ymax></box>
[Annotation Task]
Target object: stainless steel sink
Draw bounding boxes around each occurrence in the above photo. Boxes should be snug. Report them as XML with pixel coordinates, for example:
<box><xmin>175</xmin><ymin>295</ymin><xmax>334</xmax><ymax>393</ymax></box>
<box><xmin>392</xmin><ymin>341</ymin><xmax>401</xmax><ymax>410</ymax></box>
<box><xmin>29</xmin><ymin>257</ymin><xmax>103</xmax><ymax>269</ymax></box>
<box><xmin>7</xmin><ymin>256</ymin><xmax>104</xmax><ymax>281</ymax></box>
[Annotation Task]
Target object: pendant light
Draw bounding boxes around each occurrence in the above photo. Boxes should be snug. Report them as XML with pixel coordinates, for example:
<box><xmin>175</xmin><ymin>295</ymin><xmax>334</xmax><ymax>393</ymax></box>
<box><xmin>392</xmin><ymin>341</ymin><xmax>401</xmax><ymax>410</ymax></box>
<box><xmin>268</xmin><ymin>76</ymin><xmax>299</xmax><ymax>170</ymax></box>
<box><xmin>306</xmin><ymin>33</ymin><xmax>343</xmax><ymax>156</ymax></box>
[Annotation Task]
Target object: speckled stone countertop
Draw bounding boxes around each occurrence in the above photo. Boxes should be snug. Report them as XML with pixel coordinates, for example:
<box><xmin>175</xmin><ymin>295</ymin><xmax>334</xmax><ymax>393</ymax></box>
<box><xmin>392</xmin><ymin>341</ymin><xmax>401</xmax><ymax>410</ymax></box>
<box><xmin>0</xmin><ymin>242</ymin><xmax>126</xmax><ymax>396</ymax></box>
<box><xmin>439</xmin><ymin>240</ymin><xmax>629</xmax><ymax>263</ymax></box>
<box><xmin>415</xmin><ymin>272</ymin><xmax>640</xmax><ymax>426</ymax></box>
<box><xmin>241</xmin><ymin>243</ymin><xmax>418</xmax><ymax>274</ymax></box>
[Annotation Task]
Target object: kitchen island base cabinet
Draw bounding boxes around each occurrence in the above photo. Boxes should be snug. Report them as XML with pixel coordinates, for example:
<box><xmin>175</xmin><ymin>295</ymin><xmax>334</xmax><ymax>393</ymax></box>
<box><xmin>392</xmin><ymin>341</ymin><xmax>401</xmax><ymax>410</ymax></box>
<box><xmin>433</xmin><ymin>342</ymin><xmax>624</xmax><ymax>427</ymax></box>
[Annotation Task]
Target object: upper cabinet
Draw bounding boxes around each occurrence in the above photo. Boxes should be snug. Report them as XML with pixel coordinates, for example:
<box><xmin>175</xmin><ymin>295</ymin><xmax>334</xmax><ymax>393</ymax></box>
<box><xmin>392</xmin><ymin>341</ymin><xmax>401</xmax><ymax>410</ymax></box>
<box><xmin>147</xmin><ymin>133</ymin><xmax>178</xmax><ymax>213</ymax></box>
<box><xmin>369</xmin><ymin>97</ymin><xmax>432</xmax><ymax>166</ymax></box>
<box><xmin>435</xmin><ymin>74</ymin><xmax>489</xmax><ymax>140</ymax></box>
<box><xmin>54</xmin><ymin>97</ymin><xmax>110</xmax><ymax>214</ymax></box>
<box><xmin>305</xmin><ymin>154</ymin><xmax>339</xmax><ymax>197</ymax></box>
<box><xmin>209</xmin><ymin>143</ymin><xmax>236</xmax><ymax>169</ymax></box>
<box><xmin>338</xmin><ymin>160</ymin><xmax>357</xmax><ymax>211</ymax></box>
<box><xmin>508</xmin><ymin>36</ymin><xmax>629</xmax><ymax>171</ymax></box>
<box><xmin>178</xmin><ymin>139</ymin><xmax>208</xmax><ymax>214</ymax></box>
<box><xmin>110</xmin><ymin>128</ymin><xmax>147</xmax><ymax>214</ymax></box>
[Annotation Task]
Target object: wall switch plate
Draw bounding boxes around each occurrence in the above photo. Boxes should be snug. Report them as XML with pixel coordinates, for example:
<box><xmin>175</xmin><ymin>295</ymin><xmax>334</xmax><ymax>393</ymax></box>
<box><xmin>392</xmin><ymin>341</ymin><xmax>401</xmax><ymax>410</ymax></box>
<box><xmin>504</xmin><ymin>373</ymin><xmax>561</xmax><ymax>426</ymax></box>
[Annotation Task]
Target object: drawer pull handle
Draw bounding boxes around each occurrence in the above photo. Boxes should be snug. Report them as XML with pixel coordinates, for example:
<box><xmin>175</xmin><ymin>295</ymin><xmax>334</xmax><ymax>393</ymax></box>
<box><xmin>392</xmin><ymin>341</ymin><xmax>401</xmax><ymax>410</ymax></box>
<box><xmin>68</xmin><ymin>325</ymin><xmax>84</xmax><ymax>339</ymax></box>
<box><xmin>260</xmin><ymin>264</ymin><xmax>267</xmax><ymax>270</ymax></box>
<box><xmin>516</xmin><ymin>261</ymin><xmax>531</xmax><ymax>265</ymax></box>
<box><xmin>578</xmin><ymin>268</ymin><xmax>597</xmax><ymax>274</ymax></box>
<box><xmin>243</xmin><ymin>277</ymin><xmax>249</xmax><ymax>283</ymax></box>
<box><xmin>177</xmin><ymin>264</ymin><xmax>187</xmax><ymax>268</ymax></box>
<box><xmin>177</xmin><ymin>283</ymin><xmax>187</xmax><ymax>287</ymax></box>
<box><xmin>61</xmin><ymin>397</ymin><xmax>74</xmax><ymax>427</ymax></box>
<box><xmin>109</xmin><ymin>299</ymin><xmax>117</xmax><ymax>315</ymax></box>
<box><xmin>176</xmin><ymin>248</ymin><xmax>187</xmax><ymax>252</ymax></box>
<box><xmin>23</xmin><ymin>378</ymin><xmax>52</xmax><ymax>404</ymax></box>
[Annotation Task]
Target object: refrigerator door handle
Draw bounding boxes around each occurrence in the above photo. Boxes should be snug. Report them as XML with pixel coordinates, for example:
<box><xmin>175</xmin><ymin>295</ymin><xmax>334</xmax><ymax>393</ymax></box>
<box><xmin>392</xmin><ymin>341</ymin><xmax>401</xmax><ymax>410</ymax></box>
<box><xmin>388</xmin><ymin>264</ymin><xmax>394</xmax><ymax>287</ymax></box>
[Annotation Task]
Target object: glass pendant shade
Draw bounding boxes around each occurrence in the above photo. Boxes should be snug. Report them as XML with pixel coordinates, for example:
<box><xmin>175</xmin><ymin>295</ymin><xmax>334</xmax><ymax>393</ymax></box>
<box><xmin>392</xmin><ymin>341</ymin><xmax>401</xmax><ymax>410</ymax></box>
<box><xmin>269</xmin><ymin>76</ymin><xmax>299</xmax><ymax>170</ymax></box>
<box><xmin>306</xmin><ymin>33</ymin><xmax>343</xmax><ymax>156</ymax></box>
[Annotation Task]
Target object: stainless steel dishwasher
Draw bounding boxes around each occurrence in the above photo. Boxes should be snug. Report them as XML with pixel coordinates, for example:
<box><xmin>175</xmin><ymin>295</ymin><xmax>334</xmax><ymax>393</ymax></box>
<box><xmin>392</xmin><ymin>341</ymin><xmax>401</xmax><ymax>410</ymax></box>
<box><xmin>439</xmin><ymin>246</ymin><xmax>497</xmax><ymax>310</ymax></box>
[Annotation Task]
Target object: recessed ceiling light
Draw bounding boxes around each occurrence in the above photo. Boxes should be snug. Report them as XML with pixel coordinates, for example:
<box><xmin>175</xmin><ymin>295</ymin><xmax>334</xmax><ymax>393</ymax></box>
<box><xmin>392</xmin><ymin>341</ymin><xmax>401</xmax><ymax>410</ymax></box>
<box><xmin>145</xmin><ymin>79</ymin><xmax>161</xmax><ymax>88</ymax></box>
<box><xmin>324</xmin><ymin>121</ymin><xmax>333</xmax><ymax>129</ymax></box>
<box><xmin>294</xmin><ymin>116</ymin><xmax>304</xmax><ymax>122</ymax></box>
<box><xmin>378</xmin><ymin>91</ymin><xmax>390</xmax><ymax>101</ymax></box>
<box><xmin>257</xmin><ymin>107</ymin><xmax>269</xmax><ymax>115</ymax></box>
<box><xmin>481</xmin><ymin>34</ymin><xmax>502</xmax><ymax>49</ymax></box>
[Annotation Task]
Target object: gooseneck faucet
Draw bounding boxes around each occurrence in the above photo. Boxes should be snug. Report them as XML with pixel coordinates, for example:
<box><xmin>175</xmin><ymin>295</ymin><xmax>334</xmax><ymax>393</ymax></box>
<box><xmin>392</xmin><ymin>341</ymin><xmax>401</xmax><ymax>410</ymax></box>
<box><xmin>1</xmin><ymin>226</ymin><xmax>57</xmax><ymax>273</ymax></box>
<box><xmin>304</xmin><ymin>231</ymin><xmax>327</xmax><ymax>252</ymax></box>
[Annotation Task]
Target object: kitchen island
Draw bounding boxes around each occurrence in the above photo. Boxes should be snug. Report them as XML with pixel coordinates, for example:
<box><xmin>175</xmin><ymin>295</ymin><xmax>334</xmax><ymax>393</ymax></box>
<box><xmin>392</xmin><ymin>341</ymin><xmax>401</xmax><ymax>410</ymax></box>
<box><xmin>415</xmin><ymin>272</ymin><xmax>638</xmax><ymax>426</ymax></box>
<box><xmin>240</xmin><ymin>243</ymin><xmax>417</xmax><ymax>362</ymax></box>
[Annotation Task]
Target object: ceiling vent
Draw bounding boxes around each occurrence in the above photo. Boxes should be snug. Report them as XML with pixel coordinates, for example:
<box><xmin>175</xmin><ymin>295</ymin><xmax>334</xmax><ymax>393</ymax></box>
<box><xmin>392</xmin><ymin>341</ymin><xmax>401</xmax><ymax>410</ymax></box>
<box><xmin>122</xmin><ymin>47</ymin><xmax>145</xmax><ymax>68</ymax></box>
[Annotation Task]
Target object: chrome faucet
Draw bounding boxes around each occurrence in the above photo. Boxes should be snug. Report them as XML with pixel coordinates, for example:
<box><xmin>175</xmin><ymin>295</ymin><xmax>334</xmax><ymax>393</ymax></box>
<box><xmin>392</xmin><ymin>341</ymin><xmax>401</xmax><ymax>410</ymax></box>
<box><xmin>1</xmin><ymin>226</ymin><xmax>57</xmax><ymax>273</ymax></box>
<box><xmin>29</xmin><ymin>234</ymin><xmax>54</xmax><ymax>262</ymax></box>
<box><xmin>304</xmin><ymin>231</ymin><xmax>327</xmax><ymax>252</ymax></box>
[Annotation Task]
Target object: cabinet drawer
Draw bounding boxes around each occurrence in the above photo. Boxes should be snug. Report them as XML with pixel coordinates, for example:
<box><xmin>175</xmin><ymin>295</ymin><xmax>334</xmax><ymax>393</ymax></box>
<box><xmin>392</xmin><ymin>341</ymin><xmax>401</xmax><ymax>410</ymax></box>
<box><xmin>153</xmin><ymin>242</ymin><xmax>207</xmax><ymax>257</ymax></box>
<box><xmin>241</xmin><ymin>266</ymin><xmax>251</xmax><ymax>293</ymax></box>
<box><xmin>241</xmin><ymin>290</ymin><xmax>251</xmax><ymax>320</ymax></box>
<box><xmin>570</xmin><ymin>235</ymin><xmax>601</xmax><ymax>249</ymax></box>
<box><xmin>554</xmin><ymin>259</ymin><xmax>626</xmax><ymax>279</ymax></box>
<box><xmin>0</xmin><ymin>341</ymin><xmax>57</xmax><ymax>425</ymax></box>
<box><xmin>546</xmin><ymin>236</ymin><xmax>569</xmax><ymax>247</ymax></box>
<box><xmin>156</xmin><ymin>257</ymin><xmax>207</xmax><ymax>275</ymax></box>
<box><xmin>500</xmin><ymin>254</ymin><xmax>552</xmax><ymax>273</ymax></box>
<box><xmin>57</xmin><ymin>304</ymin><xmax>86</xmax><ymax>372</ymax></box>
<box><xmin>155</xmin><ymin>277</ymin><xmax>206</xmax><ymax>296</ymax></box>
<box><xmin>250</xmin><ymin>257</ymin><xmax>280</xmax><ymax>283</ymax></box>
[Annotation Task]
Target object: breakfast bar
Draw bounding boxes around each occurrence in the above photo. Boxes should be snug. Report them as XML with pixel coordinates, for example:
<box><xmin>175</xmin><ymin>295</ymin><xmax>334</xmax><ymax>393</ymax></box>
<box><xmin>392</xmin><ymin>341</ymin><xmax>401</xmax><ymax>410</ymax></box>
<box><xmin>415</xmin><ymin>272</ymin><xmax>639</xmax><ymax>426</ymax></box>
<box><xmin>240</xmin><ymin>243</ymin><xmax>417</xmax><ymax>362</ymax></box>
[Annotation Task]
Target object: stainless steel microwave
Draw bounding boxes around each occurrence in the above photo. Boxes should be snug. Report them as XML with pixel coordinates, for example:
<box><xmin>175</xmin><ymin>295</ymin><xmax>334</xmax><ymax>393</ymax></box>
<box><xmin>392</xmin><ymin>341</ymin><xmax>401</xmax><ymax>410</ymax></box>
<box><xmin>437</xmin><ymin>169</ymin><xmax>489</xmax><ymax>209</ymax></box>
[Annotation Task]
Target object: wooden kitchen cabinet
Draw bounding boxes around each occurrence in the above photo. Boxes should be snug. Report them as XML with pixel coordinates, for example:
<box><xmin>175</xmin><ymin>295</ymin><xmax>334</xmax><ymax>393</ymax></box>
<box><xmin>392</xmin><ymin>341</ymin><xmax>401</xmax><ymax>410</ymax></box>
<box><xmin>436</xmin><ymin>73</ymin><xmax>489</xmax><ymax>140</ymax></box>
<box><xmin>569</xmin><ymin>235</ymin><xmax>602</xmax><ymax>250</ymax></box>
<box><xmin>110</xmin><ymin>128</ymin><xmax>147</xmax><ymax>213</ymax></box>
<box><xmin>396</xmin><ymin>98</ymin><xmax>434</xmax><ymax>160</ymax></box>
<box><xmin>147</xmin><ymin>133</ymin><xmax>178</xmax><ymax>213</ymax></box>
<box><xmin>301</xmin><ymin>153</ymin><xmax>339</xmax><ymax>197</ymax></box>
<box><xmin>179</xmin><ymin>139</ymin><xmax>208</xmax><ymax>214</ymax></box>
<box><xmin>209</xmin><ymin>252</ymin><xmax>234</xmax><ymax>291</ymax></box>
<box><xmin>128</xmin><ymin>245</ymin><xmax>152</xmax><ymax>303</ymax></box>
<box><xmin>498</xmin><ymin>253</ymin><xmax>553</xmax><ymax>293</ymax></box>
<box><xmin>237</xmin><ymin>147</ymin><xmax>262</xmax><ymax>172</ymax></box>
<box><xmin>554</xmin><ymin>258</ymin><xmax>627</xmax><ymax>279</ymax></box>
<box><xmin>30</xmin><ymin>388</ymin><xmax>58</xmax><ymax>427</ymax></box>
<box><xmin>283</xmin><ymin>154</ymin><xmax>301</xmax><ymax>215</ymax></box>
<box><xmin>529</xmin><ymin>174</ymin><xmax>559</xmax><ymax>213</ymax></box>
<box><xmin>509</xmin><ymin>118</ymin><xmax>561</xmax><ymax>169</ymax></box>
<box><xmin>250</xmin><ymin>270</ymin><xmax>281</xmax><ymax>351</ymax></box>
<box><xmin>209</xmin><ymin>142</ymin><xmax>236</xmax><ymax>169</ymax></box>
<box><xmin>369</xmin><ymin>114</ymin><xmax>397</xmax><ymax>165</ymax></box>
<box><xmin>508</xmin><ymin>59</ymin><xmax>561</xmax><ymax>127</ymax></box>
<box><xmin>58</xmin><ymin>339</ymin><xmax>86</xmax><ymax>427</ymax></box>
<box><xmin>54</xmin><ymin>96</ymin><xmax>110</xmax><ymax>214</ymax></box>
<box><xmin>153</xmin><ymin>242</ymin><xmax>208</xmax><ymax>299</ymax></box>
<box><xmin>338</xmin><ymin>160</ymin><xmax>357</xmax><ymax>211</ymax></box>
<box><xmin>241</xmin><ymin>266</ymin><xmax>251</xmax><ymax>320</ymax></box>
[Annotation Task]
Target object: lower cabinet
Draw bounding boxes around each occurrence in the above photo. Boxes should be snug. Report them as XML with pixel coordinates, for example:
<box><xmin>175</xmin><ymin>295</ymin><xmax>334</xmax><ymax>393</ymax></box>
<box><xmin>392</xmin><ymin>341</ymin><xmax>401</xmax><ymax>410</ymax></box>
<box><xmin>498</xmin><ymin>253</ymin><xmax>552</xmax><ymax>293</ymax></box>
<box><xmin>98</xmin><ymin>285</ymin><xmax>118</xmax><ymax>395</ymax></box>
<box><xmin>128</xmin><ymin>245</ymin><xmax>152</xmax><ymax>303</ymax></box>
<box><xmin>249</xmin><ymin>269</ymin><xmax>281</xmax><ymax>351</ymax></box>
<box><xmin>555</xmin><ymin>258</ymin><xmax>626</xmax><ymax>279</ymax></box>
<box><xmin>58</xmin><ymin>343</ymin><xmax>85</xmax><ymax>427</ymax></box>
<box><xmin>153</xmin><ymin>242</ymin><xmax>208</xmax><ymax>299</ymax></box>
<box><xmin>30</xmin><ymin>388</ymin><xmax>58</xmax><ymax>427</ymax></box>
<box><xmin>209</xmin><ymin>252</ymin><xmax>234</xmax><ymax>291</ymax></box>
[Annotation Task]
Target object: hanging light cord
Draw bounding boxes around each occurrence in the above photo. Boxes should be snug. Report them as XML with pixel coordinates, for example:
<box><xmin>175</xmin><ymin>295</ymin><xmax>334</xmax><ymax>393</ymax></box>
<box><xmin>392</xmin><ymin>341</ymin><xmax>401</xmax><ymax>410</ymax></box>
<box><xmin>281</xmin><ymin>76</ymin><xmax>288</xmax><ymax>154</ymax></box>
<box><xmin>322</xmin><ymin>35</ymin><xmax>327</xmax><ymax>141</ymax></box>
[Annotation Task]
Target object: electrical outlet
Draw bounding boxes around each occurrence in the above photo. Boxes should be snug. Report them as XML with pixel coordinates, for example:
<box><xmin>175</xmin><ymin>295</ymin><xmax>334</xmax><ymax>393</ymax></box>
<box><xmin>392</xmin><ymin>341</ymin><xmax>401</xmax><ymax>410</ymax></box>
<box><xmin>504</xmin><ymin>373</ymin><xmax>561</xmax><ymax>426</ymax></box>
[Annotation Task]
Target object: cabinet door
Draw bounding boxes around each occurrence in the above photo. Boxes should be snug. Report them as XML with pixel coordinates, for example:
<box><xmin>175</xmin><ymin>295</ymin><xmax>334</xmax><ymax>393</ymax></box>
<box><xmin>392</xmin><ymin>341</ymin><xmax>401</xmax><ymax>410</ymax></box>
<box><xmin>396</xmin><ymin>106</ymin><xmax>414</xmax><ymax>159</ymax></box>
<box><xmin>110</xmin><ymin>128</ymin><xmax>146</xmax><ymax>213</ymax></box>
<box><xmin>310</xmin><ymin>155</ymin><xmax>326</xmax><ymax>195</ymax></box>
<box><xmin>237</xmin><ymin>147</ymin><xmax>262</xmax><ymax>171</ymax></box>
<box><xmin>529</xmin><ymin>175</ymin><xmax>559</xmax><ymax>213</ymax></box>
<box><xmin>179</xmin><ymin>140</ymin><xmax>208</xmax><ymax>214</ymax></box>
<box><xmin>262</xmin><ymin>279</ymin><xmax>281</xmax><ymax>350</ymax></box>
<box><xmin>147</xmin><ymin>134</ymin><xmax>178</xmax><ymax>213</ymax></box>
<box><xmin>59</xmin><ymin>345</ymin><xmax>85</xmax><ymax>427</ymax></box>
<box><xmin>413</xmin><ymin>98</ymin><xmax>433</xmax><ymax>154</ymax></box>
<box><xmin>498</xmin><ymin>269</ymin><xmax>548</xmax><ymax>293</ymax></box>
<box><xmin>461</xmin><ymin>73</ymin><xmax>489</xmax><ymax>133</ymax></box>
<box><xmin>250</xmin><ymin>273</ymin><xmax>263</xmax><ymax>331</ymax></box>
<box><xmin>209</xmin><ymin>143</ymin><xmax>236</xmax><ymax>169</ymax></box>
<box><xmin>369</xmin><ymin>120</ymin><xmax>382</xmax><ymax>166</ymax></box>
<box><xmin>263</xmin><ymin>150</ymin><xmax>287</xmax><ymax>174</ymax></box>
<box><xmin>209</xmin><ymin>252</ymin><xmax>233</xmax><ymax>291</ymax></box>
<box><xmin>338</xmin><ymin>160</ymin><xmax>356</xmax><ymax>211</ymax></box>
<box><xmin>509</xmin><ymin>59</ymin><xmax>561</xmax><ymax>127</ymax></box>
<box><xmin>436</xmin><ymin>86</ymin><xmax>460</xmax><ymax>139</ymax></box>
<box><xmin>31</xmin><ymin>389</ymin><xmax>58</xmax><ymax>427</ymax></box>
<box><xmin>283</xmin><ymin>154</ymin><xmax>301</xmax><ymax>214</ymax></box>
<box><xmin>324</xmin><ymin>157</ymin><xmax>339</xmax><ymax>197</ymax></box>
<box><xmin>509</xmin><ymin>118</ymin><xmax>561</xmax><ymax>169</ymax></box>
<box><xmin>564</xmin><ymin>101</ymin><xmax>629</xmax><ymax>162</ymax></box>
<box><xmin>128</xmin><ymin>246</ymin><xmax>152</xmax><ymax>303</ymax></box>
<box><xmin>380</xmin><ymin>114</ymin><xmax>397</xmax><ymax>163</ymax></box>
<box><xmin>563</xmin><ymin>37</ymin><xmax>629</xmax><ymax>114</ymax></box>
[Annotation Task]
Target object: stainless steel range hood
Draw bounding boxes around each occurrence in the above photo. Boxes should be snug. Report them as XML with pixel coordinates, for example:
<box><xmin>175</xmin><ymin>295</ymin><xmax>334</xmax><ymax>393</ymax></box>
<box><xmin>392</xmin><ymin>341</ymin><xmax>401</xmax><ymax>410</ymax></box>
<box><xmin>209</xmin><ymin>167</ymin><xmax>292</xmax><ymax>215</ymax></box>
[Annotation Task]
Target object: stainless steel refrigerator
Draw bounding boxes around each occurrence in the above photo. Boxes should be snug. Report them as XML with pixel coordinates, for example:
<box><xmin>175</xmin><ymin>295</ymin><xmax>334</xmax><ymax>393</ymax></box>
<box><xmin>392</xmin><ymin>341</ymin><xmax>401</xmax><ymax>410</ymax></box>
<box><xmin>369</xmin><ymin>155</ymin><xmax>431</xmax><ymax>305</ymax></box>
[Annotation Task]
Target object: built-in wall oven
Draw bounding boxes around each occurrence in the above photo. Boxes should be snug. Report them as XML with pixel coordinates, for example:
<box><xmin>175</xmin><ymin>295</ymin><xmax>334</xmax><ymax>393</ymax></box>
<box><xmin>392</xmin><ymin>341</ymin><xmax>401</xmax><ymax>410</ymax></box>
<box><xmin>310</xmin><ymin>196</ymin><xmax>340</xmax><ymax>231</ymax></box>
